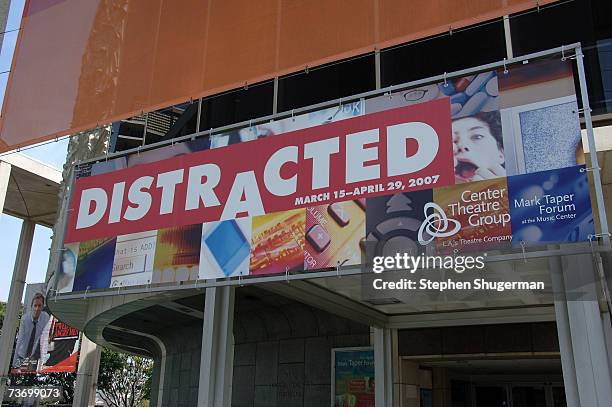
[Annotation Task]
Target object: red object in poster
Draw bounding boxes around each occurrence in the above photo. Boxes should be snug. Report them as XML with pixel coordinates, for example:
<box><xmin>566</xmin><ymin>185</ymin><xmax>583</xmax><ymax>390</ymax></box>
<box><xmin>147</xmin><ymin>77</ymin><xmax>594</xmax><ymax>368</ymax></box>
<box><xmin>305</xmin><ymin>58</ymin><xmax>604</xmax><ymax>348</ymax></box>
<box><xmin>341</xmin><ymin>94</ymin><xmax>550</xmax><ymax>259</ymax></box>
<box><xmin>66</xmin><ymin>99</ymin><xmax>453</xmax><ymax>243</ymax></box>
<box><xmin>38</xmin><ymin>352</ymin><xmax>79</xmax><ymax>373</ymax></box>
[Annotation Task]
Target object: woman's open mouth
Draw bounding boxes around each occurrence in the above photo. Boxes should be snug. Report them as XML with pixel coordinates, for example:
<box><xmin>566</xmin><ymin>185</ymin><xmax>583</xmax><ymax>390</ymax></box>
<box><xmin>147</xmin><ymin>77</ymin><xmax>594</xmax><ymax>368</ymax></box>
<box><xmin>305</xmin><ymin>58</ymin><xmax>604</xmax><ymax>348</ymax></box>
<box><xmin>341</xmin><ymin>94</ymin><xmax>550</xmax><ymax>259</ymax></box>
<box><xmin>455</xmin><ymin>160</ymin><xmax>478</xmax><ymax>179</ymax></box>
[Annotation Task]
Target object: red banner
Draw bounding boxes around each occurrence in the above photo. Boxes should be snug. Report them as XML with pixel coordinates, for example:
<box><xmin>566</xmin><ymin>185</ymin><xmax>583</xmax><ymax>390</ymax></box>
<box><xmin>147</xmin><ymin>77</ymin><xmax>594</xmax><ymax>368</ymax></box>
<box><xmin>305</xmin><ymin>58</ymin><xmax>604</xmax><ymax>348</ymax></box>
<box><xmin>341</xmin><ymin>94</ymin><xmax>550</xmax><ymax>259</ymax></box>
<box><xmin>66</xmin><ymin>99</ymin><xmax>453</xmax><ymax>243</ymax></box>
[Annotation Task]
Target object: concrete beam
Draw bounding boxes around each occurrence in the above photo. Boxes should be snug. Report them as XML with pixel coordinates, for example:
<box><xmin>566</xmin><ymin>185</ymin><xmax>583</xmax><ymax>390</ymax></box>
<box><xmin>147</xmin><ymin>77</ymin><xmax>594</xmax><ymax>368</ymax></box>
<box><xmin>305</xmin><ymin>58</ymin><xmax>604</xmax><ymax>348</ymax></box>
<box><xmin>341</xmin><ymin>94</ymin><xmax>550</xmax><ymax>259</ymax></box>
<box><xmin>387</xmin><ymin>305</ymin><xmax>556</xmax><ymax>329</ymax></box>
<box><xmin>262</xmin><ymin>280</ymin><xmax>388</xmax><ymax>327</ymax></box>
<box><xmin>0</xmin><ymin>153</ymin><xmax>62</xmax><ymax>184</ymax></box>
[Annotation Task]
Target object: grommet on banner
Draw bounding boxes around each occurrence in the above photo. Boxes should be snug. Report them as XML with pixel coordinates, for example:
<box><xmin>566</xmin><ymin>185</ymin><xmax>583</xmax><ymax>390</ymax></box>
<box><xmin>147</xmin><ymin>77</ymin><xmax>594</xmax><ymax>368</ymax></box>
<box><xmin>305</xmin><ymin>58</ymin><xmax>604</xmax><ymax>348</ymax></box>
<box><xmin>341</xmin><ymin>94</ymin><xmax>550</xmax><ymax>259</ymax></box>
<box><xmin>575</xmin><ymin>107</ymin><xmax>593</xmax><ymax>115</ymax></box>
<box><xmin>520</xmin><ymin>241</ymin><xmax>527</xmax><ymax>263</ymax></box>
<box><xmin>589</xmin><ymin>232</ymin><xmax>611</xmax><ymax>241</ymax></box>
<box><xmin>443</xmin><ymin>72</ymin><xmax>448</xmax><ymax>87</ymax></box>
<box><xmin>561</xmin><ymin>45</ymin><xmax>566</xmax><ymax>61</ymax></box>
<box><xmin>503</xmin><ymin>58</ymin><xmax>509</xmax><ymax>75</ymax></box>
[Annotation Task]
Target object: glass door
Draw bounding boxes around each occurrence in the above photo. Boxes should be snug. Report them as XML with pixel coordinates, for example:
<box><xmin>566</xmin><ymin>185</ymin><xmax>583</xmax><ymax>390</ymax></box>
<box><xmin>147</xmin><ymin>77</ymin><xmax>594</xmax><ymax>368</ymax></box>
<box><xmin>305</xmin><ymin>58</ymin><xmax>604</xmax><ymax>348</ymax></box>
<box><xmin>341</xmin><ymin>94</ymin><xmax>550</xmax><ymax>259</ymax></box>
<box><xmin>474</xmin><ymin>385</ymin><xmax>508</xmax><ymax>407</ymax></box>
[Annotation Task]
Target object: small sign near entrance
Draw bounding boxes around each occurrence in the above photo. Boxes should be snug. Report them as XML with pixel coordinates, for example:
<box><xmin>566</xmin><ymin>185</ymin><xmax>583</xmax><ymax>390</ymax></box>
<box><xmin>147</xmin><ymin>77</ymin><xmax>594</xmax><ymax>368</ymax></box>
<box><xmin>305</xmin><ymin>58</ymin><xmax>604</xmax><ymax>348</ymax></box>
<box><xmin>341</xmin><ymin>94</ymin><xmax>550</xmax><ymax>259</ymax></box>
<box><xmin>332</xmin><ymin>347</ymin><xmax>375</xmax><ymax>407</ymax></box>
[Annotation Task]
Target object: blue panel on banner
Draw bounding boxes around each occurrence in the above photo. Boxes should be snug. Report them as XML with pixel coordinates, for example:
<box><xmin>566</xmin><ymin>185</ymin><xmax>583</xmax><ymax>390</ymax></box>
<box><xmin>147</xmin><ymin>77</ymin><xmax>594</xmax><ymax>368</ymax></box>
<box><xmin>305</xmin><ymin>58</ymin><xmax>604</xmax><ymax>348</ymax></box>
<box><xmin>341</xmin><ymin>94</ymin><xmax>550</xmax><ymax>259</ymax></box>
<box><xmin>508</xmin><ymin>165</ymin><xmax>594</xmax><ymax>244</ymax></box>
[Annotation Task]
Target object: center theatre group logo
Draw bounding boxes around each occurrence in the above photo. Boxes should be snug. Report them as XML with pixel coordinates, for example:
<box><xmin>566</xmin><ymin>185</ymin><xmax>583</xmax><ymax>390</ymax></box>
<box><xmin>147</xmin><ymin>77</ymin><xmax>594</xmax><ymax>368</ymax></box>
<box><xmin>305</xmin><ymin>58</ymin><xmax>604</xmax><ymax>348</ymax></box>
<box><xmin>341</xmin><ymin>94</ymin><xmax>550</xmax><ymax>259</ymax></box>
<box><xmin>417</xmin><ymin>203</ymin><xmax>461</xmax><ymax>245</ymax></box>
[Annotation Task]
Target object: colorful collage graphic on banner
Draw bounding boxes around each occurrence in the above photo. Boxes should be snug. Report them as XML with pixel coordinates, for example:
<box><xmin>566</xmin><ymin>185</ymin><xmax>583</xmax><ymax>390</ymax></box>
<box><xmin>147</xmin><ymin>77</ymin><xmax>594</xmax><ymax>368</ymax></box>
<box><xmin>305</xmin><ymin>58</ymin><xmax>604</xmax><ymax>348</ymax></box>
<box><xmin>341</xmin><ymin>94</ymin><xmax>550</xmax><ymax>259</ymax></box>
<box><xmin>60</xmin><ymin>59</ymin><xmax>596</xmax><ymax>292</ymax></box>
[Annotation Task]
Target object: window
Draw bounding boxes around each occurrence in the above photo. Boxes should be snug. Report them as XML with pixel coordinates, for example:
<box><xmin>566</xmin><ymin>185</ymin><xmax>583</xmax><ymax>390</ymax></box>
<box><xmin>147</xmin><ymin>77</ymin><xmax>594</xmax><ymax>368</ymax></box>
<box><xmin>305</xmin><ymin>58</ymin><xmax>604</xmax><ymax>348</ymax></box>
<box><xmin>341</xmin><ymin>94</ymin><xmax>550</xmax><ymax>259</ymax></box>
<box><xmin>199</xmin><ymin>80</ymin><xmax>274</xmax><ymax>131</ymax></box>
<box><xmin>380</xmin><ymin>19</ymin><xmax>506</xmax><ymax>87</ymax></box>
<box><xmin>277</xmin><ymin>54</ymin><xmax>375</xmax><ymax>112</ymax></box>
<box><xmin>510</xmin><ymin>0</ymin><xmax>612</xmax><ymax>115</ymax></box>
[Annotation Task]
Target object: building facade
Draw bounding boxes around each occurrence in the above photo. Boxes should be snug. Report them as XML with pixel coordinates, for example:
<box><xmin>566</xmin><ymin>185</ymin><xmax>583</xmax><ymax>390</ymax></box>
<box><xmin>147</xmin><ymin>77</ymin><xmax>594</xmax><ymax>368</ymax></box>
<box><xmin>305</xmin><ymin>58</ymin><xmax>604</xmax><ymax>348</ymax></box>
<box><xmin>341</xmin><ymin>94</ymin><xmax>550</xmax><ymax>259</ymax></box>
<box><xmin>23</xmin><ymin>1</ymin><xmax>612</xmax><ymax>406</ymax></box>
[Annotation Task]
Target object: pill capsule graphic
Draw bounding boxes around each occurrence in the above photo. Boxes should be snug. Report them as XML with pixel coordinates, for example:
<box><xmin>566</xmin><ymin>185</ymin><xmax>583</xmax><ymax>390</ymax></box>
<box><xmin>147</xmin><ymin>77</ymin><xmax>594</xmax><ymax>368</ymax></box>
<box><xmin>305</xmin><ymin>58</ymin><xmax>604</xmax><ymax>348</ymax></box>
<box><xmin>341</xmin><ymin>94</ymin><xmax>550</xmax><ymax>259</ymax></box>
<box><xmin>328</xmin><ymin>203</ymin><xmax>350</xmax><ymax>226</ymax></box>
<box><xmin>485</xmin><ymin>76</ymin><xmax>499</xmax><ymax>97</ymax></box>
<box><xmin>306</xmin><ymin>224</ymin><xmax>331</xmax><ymax>252</ymax></box>
<box><xmin>457</xmin><ymin>91</ymin><xmax>488</xmax><ymax>117</ymax></box>
<box><xmin>465</xmin><ymin>71</ymin><xmax>495</xmax><ymax>97</ymax></box>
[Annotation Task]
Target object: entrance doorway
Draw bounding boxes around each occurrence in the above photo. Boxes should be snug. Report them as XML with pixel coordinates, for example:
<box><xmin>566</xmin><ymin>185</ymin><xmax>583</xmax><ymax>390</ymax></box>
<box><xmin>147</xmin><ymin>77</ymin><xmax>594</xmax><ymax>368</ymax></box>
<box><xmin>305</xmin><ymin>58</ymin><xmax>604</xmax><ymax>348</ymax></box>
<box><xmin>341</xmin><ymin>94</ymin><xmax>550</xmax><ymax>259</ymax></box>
<box><xmin>453</xmin><ymin>382</ymin><xmax>566</xmax><ymax>407</ymax></box>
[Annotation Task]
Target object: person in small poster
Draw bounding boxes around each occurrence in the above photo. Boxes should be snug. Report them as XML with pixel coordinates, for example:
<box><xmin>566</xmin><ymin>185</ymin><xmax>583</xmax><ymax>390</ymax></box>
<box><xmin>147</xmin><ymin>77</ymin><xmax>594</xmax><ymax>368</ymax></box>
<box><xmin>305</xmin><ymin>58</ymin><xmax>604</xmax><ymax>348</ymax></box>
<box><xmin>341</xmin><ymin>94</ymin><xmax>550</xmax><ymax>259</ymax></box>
<box><xmin>12</xmin><ymin>293</ymin><xmax>50</xmax><ymax>372</ymax></box>
<box><xmin>453</xmin><ymin>111</ymin><xmax>506</xmax><ymax>183</ymax></box>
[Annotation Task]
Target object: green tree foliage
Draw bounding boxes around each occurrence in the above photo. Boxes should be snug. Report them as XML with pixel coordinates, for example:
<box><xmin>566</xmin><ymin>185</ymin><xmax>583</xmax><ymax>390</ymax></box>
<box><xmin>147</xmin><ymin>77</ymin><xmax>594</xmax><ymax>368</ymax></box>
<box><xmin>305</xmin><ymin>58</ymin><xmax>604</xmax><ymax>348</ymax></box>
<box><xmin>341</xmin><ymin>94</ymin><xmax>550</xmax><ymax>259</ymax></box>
<box><xmin>98</xmin><ymin>348</ymin><xmax>153</xmax><ymax>407</ymax></box>
<box><xmin>8</xmin><ymin>372</ymin><xmax>76</xmax><ymax>404</ymax></box>
<box><xmin>0</xmin><ymin>301</ymin><xmax>5</xmax><ymax>331</ymax></box>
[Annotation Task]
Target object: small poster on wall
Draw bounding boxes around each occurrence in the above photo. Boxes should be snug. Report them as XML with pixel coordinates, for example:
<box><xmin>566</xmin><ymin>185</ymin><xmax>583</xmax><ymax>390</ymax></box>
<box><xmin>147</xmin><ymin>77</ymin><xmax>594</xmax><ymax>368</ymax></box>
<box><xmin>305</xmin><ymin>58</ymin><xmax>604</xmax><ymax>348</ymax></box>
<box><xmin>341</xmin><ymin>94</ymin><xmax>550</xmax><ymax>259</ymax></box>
<box><xmin>332</xmin><ymin>347</ymin><xmax>375</xmax><ymax>407</ymax></box>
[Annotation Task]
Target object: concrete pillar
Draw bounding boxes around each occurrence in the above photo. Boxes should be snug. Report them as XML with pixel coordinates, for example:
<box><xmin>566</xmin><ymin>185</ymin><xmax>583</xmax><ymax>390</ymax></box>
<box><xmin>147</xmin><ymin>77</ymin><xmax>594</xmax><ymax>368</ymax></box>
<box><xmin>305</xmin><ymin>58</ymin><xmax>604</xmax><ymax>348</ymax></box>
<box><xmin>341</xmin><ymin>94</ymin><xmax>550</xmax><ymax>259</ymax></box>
<box><xmin>0</xmin><ymin>219</ymin><xmax>35</xmax><ymax>402</ymax></box>
<box><xmin>392</xmin><ymin>329</ymin><xmax>400</xmax><ymax>407</ymax></box>
<box><xmin>374</xmin><ymin>327</ymin><xmax>393</xmax><ymax>406</ymax></box>
<box><xmin>549</xmin><ymin>255</ymin><xmax>580</xmax><ymax>407</ymax></box>
<box><xmin>197</xmin><ymin>286</ymin><xmax>234</xmax><ymax>407</ymax></box>
<box><xmin>432</xmin><ymin>367</ymin><xmax>450</xmax><ymax>407</ymax></box>
<box><xmin>398</xmin><ymin>360</ymin><xmax>419</xmax><ymax>407</ymax></box>
<box><xmin>550</xmin><ymin>250</ymin><xmax>612</xmax><ymax>407</ymax></box>
<box><xmin>72</xmin><ymin>335</ymin><xmax>102</xmax><ymax>407</ymax></box>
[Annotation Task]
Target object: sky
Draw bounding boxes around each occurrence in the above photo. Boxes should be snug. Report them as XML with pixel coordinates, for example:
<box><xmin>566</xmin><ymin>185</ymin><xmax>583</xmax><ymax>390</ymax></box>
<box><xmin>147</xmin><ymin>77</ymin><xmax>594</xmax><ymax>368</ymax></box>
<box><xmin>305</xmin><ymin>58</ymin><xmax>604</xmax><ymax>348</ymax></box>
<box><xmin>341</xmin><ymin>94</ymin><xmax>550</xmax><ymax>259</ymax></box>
<box><xmin>0</xmin><ymin>0</ymin><xmax>70</xmax><ymax>302</ymax></box>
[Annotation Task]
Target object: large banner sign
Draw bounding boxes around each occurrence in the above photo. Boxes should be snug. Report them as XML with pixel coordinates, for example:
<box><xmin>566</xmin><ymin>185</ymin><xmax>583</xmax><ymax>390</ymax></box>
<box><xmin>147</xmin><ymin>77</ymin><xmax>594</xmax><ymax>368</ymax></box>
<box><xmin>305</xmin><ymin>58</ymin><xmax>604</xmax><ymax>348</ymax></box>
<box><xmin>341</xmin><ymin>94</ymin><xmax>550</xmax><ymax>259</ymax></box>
<box><xmin>60</xmin><ymin>59</ymin><xmax>595</xmax><ymax>292</ymax></box>
<box><xmin>67</xmin><ymin>100</ymin><xmax>453</xmax><ymax>243</ymax></box>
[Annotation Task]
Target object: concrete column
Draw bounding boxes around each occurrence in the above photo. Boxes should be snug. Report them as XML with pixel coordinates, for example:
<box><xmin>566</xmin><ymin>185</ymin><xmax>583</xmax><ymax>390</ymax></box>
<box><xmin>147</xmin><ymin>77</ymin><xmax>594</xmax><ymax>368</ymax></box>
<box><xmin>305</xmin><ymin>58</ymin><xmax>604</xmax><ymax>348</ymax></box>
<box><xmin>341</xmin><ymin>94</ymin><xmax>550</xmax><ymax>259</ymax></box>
<box><xmin>197</xmin><ymin>286</ymin><xmax>235</xmax><ymax>407</ymax></box>
<box><xmin>392</xmin><ymin>329</ymin><xmax>400</xmax><ymax>407</ymax></box>
<box><xmin>0</xmin><ymin>161</ymin><xmax>10</xmax><ymax>214</ymax></box>
<box><xmin>549</xmin><ymin>255</ymin><xmax>580</xmax><ymax>407</ymax></box>
<box><xmin>432</xmin><ymin>368</ymin><xmax>450</xmax><ymax>407</ymax></box>
<box><xmin>72</xmin><ymin>335</ymin><xmax>102</xmax><ymax>407</ymax></box>
<box><xmin>398</xmin><ymin>360</ymin><xmax>419</xmax><ymax>407</ymax></box>
<box><xmin>550</xmin><ymin>250</ymin><xmax>612</xmax><ymax>407</ymax></box>
<box><xmin>0</xmin><ymin>219</ymin><xmax>35</xmax><ymax>402</ymax></box>
<box><xmin>374</xmin><ymin>327</ymin><xmax>393</xmax><ymax>407</ymax></box>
